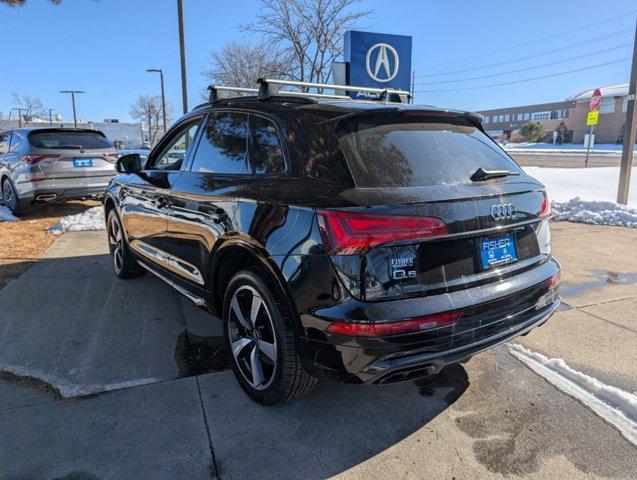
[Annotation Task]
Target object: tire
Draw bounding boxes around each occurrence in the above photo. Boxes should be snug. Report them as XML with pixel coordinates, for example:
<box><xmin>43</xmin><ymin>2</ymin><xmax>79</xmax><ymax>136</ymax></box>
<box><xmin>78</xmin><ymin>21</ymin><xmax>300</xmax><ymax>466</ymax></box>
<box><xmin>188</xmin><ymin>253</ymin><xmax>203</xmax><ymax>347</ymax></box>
<box><xmin>222</xmin><ymin>267</ymin><xmax>317</xmax><ymax>405</ymax></box>
<box><xmin>1</xmin><ymin>178</ymin><xmax>25</xmax><ymax>216</ymax></box>
<box><xmin>106</xmin><ymin>209</ymin><xmax>145</xmax><ymax>279</ymax></box>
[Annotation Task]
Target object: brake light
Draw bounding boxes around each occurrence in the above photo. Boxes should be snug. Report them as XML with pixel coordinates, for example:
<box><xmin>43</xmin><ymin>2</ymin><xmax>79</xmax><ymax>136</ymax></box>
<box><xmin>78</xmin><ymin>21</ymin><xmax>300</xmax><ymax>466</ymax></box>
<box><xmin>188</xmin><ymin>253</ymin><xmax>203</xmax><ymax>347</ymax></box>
<box><xmin>326</xmin><ymin>311</ymin><xmax>463</xmax><ymax>337</ymax></box>
<box><xmin>539</xmin><ymin>194</ymin><xmax>551</xmax><ymax>217</ymax></box>
<box><xmin>545</xmin><ymin>271</ymin><xmax>561</xmax><ymax>290</ymax></box>
<box><xmin>21</xmin><ymin>154</ymin><xmax>60</xmax><ymax>164</ymax></box>
<box><xmin>317</xmin><ymin>210</ymin><xmax>448</xmax><ymax>255</ymax></box>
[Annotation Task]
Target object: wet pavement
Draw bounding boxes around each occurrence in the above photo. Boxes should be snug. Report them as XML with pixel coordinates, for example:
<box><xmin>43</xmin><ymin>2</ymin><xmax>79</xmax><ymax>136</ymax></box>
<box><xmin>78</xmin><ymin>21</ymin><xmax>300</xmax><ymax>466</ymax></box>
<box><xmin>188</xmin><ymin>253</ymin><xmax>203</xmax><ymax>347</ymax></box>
<box><xmin>0</xmin><ymin>224</ymin><xmax>636</xmax><ymax>479</ymax></box>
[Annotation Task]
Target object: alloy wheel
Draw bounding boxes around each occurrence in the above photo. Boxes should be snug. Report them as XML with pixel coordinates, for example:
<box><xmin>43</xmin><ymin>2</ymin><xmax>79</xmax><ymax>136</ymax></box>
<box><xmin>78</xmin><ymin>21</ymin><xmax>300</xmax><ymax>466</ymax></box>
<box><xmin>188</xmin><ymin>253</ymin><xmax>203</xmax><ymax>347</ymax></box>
<box><xmin>227</xmin><ymin>285</ymin><xmax>278</xmax><ymax>391</ymax></box>
<box><xmin>108</xmin><ymin>214</ymin><xmax>124</xmax><ymax>274</ymax></box>
<box><xmin>3</xmin><ymin>181</ymin><xmax>16</xmax><ymax>211</ymax></box>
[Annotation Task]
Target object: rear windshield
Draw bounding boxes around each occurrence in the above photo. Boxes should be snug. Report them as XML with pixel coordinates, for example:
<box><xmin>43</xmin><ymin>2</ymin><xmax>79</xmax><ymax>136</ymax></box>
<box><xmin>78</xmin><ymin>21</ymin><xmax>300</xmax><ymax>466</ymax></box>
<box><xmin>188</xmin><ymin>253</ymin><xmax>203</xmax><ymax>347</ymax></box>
<box><xmin>336</xmin><ymin>113</ymin><xmax>521</xmax><ymax>187</ymax></box>
<box><xmin>28</xmin><ymin>130</ymin><xmax>112</xmax><ymax>150</ymax></box>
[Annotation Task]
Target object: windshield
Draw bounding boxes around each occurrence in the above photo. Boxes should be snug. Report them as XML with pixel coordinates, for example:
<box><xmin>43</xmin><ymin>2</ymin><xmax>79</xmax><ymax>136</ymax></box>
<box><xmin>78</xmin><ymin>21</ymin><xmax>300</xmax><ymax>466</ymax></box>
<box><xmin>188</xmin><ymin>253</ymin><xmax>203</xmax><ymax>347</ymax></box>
<box><xmin>28</xmin><ymin>130</ymin><xmax>113</xmax><ymax>150</ymax></box>
<box><xmin>336</xmin><ymin>113</ymin><xmax>521</xmax><ymax>188</ymax></box>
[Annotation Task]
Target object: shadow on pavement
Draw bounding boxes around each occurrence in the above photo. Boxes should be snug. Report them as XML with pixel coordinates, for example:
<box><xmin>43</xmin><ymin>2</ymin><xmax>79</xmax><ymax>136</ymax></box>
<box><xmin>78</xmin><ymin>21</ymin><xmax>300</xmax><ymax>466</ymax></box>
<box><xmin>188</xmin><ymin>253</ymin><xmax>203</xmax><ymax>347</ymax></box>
<box><xmin>199</xmin><ymin>364</ymin><xmax>469</xmax><ymax>479</ymax></box>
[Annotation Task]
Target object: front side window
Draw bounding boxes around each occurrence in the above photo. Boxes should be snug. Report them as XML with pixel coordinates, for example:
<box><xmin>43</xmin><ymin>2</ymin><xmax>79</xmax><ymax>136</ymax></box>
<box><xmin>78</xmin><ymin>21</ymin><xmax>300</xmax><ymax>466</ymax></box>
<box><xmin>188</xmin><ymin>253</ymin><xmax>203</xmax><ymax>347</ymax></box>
<box><xmin>149</xmin><ymin>121</ymin><xmax>200</xmax><ymax>171</ymax></box>
<box><xmin>337</xmin><ymin>113</ymin><xmax>521</xmax><ymax>188</ymax></box>
<box><xmin>191</xmin><ymin>112</ymin><xmax>249</xmax><ymax>174</ymax></box>
<box><xmin>252</xmin><ymin>116</ymin><xmax>284</xmax><ymax>175</ymax></box>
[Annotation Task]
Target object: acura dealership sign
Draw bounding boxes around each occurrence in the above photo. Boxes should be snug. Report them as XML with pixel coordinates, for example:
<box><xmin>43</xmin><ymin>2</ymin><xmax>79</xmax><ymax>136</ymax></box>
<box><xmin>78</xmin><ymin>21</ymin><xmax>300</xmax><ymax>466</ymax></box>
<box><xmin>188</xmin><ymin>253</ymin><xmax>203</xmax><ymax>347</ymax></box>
<box><xmin>343</xmin><ymin>31</ymin><xmax>412</xmax><ymax>96</ymax></box>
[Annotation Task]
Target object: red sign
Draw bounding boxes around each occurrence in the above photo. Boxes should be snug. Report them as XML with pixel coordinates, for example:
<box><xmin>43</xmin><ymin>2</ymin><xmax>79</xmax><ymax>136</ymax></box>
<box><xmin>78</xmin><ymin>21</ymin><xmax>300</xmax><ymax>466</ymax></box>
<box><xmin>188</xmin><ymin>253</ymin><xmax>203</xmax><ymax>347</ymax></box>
<box><xmin>589</xmin><ymin>88</ymin><xmax>602</xmax><ymax>111</ymax></box>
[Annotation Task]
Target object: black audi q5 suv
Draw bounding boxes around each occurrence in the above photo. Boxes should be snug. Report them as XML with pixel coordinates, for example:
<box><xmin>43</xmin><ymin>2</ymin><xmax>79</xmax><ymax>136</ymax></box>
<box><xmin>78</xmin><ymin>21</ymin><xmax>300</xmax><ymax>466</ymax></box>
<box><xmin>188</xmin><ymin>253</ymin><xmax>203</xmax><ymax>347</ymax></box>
<box><xmin>105</xmin><ymin>82</ymin><xmax>560</xmax><ymax>405</ymax></box>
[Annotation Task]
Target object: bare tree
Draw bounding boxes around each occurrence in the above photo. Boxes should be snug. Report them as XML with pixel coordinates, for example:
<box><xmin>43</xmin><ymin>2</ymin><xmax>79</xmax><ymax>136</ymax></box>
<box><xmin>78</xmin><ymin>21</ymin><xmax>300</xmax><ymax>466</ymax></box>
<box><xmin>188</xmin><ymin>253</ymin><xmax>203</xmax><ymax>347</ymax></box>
<box><xmin>202</xmin><ymin>40</ymin><xmax>293</xmax><ymax>91</ymax></box>
<box><xmin>12</xmin><ymin>92</ymin><xmax>46</xmax><ymax>126</ymax></box>
<box><xmin>241</xmin><ymin>0</ymin><xmax>372</xmax><ymax>84</ymax></box>
<box><xmin>129</xmin><ymin>95</ymin><xmax>173</xmax><ymax>146</ymax></box>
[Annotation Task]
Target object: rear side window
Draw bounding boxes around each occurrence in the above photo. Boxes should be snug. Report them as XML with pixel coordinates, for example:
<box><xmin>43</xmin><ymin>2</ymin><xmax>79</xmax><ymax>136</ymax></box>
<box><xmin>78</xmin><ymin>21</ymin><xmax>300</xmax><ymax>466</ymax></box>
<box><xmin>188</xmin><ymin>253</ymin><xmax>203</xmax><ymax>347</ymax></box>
<box><xmin>0</xmin><ymin>133</ymin><xmax>9</xmax><ymax>154</ymax></box>
<box><xmin>191</xmin><ymin>113</ymin><xmax>249</xmax><ymax>174</ymax></box>
<box><xmin>336</xmin><ymin>113</ymin><xmax>521</xmax><ymax>188</ymax></box>
<box><xmin>28</xmin><ymin>130</ymin><xmax>113</xmax><ymax>150</ymax></box>
<box><xmin>252</xmin><ymin>116</ymin><xmax>284</xmax><ymax>174</ymax></box>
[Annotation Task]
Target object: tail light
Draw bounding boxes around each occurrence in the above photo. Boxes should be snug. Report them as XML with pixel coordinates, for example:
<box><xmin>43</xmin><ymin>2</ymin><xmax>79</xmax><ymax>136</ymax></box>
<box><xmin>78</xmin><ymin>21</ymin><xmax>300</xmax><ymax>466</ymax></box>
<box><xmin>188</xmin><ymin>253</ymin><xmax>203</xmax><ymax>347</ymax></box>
<box><xmin>539</xmin><ymin>193</ymin><xmax>551</xmax><ymax>217</ymax></box>
<box><xmin>104</xmin><ymin>152</ymin><xmax>120</xmax><ymax>160</ymax></box>
<box><xmin>545</xmin><ymin>271</ymin><xmax>561</xmax><ymax>290</ymax></box>
<box><xmin>21</xmin><ymin>154</ymin><xmax>60</xmax><ymax>164</ymax></box>
<box><xmin>326</xmin><ymin>311</ymin><xmax>463</xmax><ymax>337</ymax></box>
<box><xmin>317</xmin><ymin>210</ymin><xmax>448</xmax><ymax>255</ymax></box>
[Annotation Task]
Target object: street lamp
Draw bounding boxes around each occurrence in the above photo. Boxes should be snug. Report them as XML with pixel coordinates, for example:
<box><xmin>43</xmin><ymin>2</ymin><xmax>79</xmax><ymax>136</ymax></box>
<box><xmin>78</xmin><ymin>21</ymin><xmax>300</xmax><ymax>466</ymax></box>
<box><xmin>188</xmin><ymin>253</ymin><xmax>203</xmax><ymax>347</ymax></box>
<box><xmin>146</xmin><ymin>68</ymin><xmax>167</xmax><ymax>134</ymax></box>
<box><xmin>48</xmin><ymin>108</ymin><xmax>56</xmax><ymax>126</ymax></box>
<box><xmin>59</xmin><ymin>90</ymin><xmax>85</xmax><ymax>128</ymax></box>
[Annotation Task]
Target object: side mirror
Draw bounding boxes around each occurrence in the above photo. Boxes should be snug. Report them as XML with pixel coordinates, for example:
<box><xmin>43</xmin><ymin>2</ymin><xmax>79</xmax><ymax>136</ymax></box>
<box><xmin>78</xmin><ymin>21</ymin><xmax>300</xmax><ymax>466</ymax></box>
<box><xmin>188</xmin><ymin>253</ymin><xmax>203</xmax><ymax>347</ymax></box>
<box><xmin>116</xmin><ymin>153</ymin><xmax>143</xmax><ymax>173</ymax></box>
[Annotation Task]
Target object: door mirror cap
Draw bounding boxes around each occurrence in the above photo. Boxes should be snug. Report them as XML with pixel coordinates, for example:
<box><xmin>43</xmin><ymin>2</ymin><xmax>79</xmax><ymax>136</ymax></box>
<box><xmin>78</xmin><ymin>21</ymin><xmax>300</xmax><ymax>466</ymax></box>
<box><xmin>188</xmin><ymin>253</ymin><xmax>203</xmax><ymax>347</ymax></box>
<box><xmin>116</xmin><ymin>153</ymin><xmax>143</xmax><ymax>173</ymax></box>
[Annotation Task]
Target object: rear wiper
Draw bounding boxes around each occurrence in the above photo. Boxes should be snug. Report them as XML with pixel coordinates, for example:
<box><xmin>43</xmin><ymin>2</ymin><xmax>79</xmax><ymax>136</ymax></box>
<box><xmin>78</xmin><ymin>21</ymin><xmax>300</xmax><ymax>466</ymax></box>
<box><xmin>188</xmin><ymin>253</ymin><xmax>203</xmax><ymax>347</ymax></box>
<box><xmin>50</xmin><ymin>144</ymin><xmax>83</xmax><ymax>150</ymax></box>
<box><xmin>470</xmin><ymin>167</ymin><xmax>520</xmax><ymax>182</ymax></box>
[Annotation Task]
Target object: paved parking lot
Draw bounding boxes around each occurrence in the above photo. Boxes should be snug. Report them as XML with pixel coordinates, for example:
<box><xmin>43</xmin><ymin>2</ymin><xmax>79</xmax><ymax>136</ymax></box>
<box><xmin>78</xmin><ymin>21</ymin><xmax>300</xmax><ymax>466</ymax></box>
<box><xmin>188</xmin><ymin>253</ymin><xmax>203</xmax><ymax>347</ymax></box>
<box><xmin>0</xmin><ymin>222</ymin><xmax>636</xmax><ymax>479</ymax></box>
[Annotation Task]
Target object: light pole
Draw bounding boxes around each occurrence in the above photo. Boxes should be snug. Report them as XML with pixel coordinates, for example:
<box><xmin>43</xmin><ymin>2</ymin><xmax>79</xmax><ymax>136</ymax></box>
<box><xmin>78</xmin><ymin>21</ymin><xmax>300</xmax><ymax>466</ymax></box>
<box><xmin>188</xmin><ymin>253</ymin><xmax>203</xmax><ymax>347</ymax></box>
<box><xmin>59</xmin><ymin>90</ymin><xmax>85</xmax><ymax>128</ymax></box>
<box><xmin>147</xmin><ymin>68</ymin><xmax>167</xmax><ymax>134</ymax></box>
<box><xmin>177</xmin><ymin>0</ymin><xmax>188</xmax><ymax>114</ymax></box>
<box><xmin>48</xmin><ymin>108</ymin><xmax>56</xmax><ymax>126</ymax></box>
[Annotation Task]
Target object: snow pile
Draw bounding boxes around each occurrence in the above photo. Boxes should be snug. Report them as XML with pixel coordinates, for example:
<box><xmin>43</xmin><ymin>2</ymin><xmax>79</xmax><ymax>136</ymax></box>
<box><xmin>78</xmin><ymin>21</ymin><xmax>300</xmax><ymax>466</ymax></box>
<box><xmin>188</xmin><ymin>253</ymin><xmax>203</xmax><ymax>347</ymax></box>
<box><xmin>552</xmin><ymin>198</ymin><xmax>637</xmax><ymax>228</ymax></box>
<box><xmin>508</xmin><ymin>343</ymin><xmax>637</xmax><ymax>445</ymax></box>
<box><xmin>524</xmin><ymin>167</ymin><xmax>637</xmax><ymax>207</ymax></box>
<box><xmin>0</xmin><ymin>206</ymin><xmax>19</xmax><ymax>222</ymax></box>
<box><xmin>46</xmin><ymin>206</ymin><xmax>105</xmax><ymax>234</ymax></box>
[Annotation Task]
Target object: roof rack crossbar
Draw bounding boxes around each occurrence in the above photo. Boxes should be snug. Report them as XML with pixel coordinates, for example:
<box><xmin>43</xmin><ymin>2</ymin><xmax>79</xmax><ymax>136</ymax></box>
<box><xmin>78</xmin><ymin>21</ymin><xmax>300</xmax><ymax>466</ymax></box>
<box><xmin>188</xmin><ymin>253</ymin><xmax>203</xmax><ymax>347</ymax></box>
<box><xmin>208</xmin><ymin>85</ymin><xmax>259</xmax><ymax>102</ymax></box>
<box><xmin>257</xmin><ymin>78</ymin><xmax>411</xmax><ymax>103</ymax></box>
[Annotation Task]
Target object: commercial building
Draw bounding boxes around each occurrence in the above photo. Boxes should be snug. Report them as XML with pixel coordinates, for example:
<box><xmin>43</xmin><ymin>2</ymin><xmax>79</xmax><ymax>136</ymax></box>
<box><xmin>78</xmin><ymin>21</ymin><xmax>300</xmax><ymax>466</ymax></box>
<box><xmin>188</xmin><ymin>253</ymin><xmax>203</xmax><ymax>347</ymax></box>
<box><xmin>477</xmin><ymin>83</ymin><xmax>630</xmax><ymax>144</ymax></box>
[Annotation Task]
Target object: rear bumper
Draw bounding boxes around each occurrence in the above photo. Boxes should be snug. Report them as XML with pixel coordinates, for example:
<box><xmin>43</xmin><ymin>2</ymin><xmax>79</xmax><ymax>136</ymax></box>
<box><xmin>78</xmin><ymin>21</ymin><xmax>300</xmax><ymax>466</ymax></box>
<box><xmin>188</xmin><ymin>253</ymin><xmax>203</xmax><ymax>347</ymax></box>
<box><xmin>360</xmin><ymin>300</ymin><xmax>559</xmax><ymax>384</ymax></box>
<box><xmin>17</xmin><ymin>175</ymin><xmax>114</xmax><ymax>202</ymax></box>
<box><xmin>301</xmin><ymin>257</ymin><xmax>561</xmax><ymax>384</ymax></box>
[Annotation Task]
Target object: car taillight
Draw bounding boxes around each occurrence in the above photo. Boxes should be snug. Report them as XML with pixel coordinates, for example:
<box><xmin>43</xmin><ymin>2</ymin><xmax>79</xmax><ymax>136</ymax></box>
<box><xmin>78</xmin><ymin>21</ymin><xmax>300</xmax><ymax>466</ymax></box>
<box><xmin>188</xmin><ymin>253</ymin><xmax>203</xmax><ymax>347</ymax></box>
<box><xmin>104</xmin><ymin>152</ymin><xmax>120</xmax><ymax>160</ymax></box>
<box><xmin>539</xmin><ymin>193</ymin><xmax>551</xmax><ymax>217</ymax></box>
<box><xmin>21</xmin><ymin>154</ymin><xmax>60</xmax><ymax>164</ymax></box>
<box><xmin>545</xmin><ymin>271</ymin><xmax>561</xmax><ymax>290</ymax></box>
<box><xmin>325</xmin><ymin>311</ymin><xmax>463</xmax><ymax>337</ymax></box>
<box><xmin>317</xmin><ymin>210</ymin><xmax>448</xmax><ymax>255</ymax></box>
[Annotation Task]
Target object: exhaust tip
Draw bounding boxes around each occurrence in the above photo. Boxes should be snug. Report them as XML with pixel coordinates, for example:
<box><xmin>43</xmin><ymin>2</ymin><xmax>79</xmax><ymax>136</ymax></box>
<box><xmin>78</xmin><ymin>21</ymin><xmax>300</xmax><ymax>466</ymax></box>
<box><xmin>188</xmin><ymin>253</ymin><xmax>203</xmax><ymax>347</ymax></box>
<box><xmin>35</xmin><ymin>194</ymin><xmax>57</xmax><ymax>202</ymax></box>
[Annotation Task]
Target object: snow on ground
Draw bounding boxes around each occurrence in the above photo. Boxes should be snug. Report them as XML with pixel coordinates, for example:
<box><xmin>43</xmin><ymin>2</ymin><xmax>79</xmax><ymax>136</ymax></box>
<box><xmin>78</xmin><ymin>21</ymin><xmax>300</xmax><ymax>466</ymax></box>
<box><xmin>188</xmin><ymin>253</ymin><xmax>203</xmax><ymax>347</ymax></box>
<box><xmin>503</xmin><ymin>142</ymin><xmax>635</xmax><ymax>153</ymax></box>
<box><xmin>508</xmin><ymin>344</ymin><xmax>637</xmax><ymax>446</ymax></box>
<box><xmin>0</xmin><ymin>206</ymin><xmax>19</xmax><ymax>222</ymax></box>
<box><xmin>524</xmin><ymin>166</ymin><xmax>637</xmax><ymax>227</ymax></box>
<box><xmin>46</xmin><ymin>206</ymin><xmax>105</xmax><ymax>234</ymax></box>
<box><xmin>551</xmin><ymin>199</ymin><xmax>637</xmax><ymax>228</ymax></box>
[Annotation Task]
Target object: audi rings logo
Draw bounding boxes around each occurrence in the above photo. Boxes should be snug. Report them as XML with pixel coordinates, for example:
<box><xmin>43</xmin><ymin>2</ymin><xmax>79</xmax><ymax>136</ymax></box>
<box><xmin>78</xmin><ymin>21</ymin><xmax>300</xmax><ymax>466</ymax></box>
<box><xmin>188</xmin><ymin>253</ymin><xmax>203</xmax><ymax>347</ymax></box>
<box><xmin>491</xmin><ymin>203</ymin><xmax>516</xmax><ymax>221</ymax></box>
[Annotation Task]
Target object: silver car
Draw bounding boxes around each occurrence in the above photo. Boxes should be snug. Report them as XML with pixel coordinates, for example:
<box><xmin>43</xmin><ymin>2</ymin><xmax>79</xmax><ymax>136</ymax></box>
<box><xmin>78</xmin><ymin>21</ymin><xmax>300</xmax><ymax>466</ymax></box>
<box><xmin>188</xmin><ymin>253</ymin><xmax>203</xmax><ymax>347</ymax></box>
<box><xmin>0</xmin><ymin>128</ymin><xmax>119</xmax><ymax>215</ymax></box>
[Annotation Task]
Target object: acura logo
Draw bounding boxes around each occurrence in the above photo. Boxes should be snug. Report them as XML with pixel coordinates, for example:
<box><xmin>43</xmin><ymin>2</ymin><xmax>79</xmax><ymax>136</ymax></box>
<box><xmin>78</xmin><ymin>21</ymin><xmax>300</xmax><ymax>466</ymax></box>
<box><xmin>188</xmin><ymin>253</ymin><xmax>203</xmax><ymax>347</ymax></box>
<box><xmin>491</xmin><ymin>203</ymin><xmax>516</xmax><ymax>221</ymax></box>
<box><xmin>366</xmin><ymin>43</ymin><xmax>399</xmax><ymax>82</ymax></box>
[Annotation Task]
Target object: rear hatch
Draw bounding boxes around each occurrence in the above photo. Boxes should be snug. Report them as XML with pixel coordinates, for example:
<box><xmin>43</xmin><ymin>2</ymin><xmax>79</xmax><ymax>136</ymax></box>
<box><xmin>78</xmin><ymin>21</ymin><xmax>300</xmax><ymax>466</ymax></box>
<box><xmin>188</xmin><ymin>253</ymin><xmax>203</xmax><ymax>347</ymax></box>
<box><xmin>319</xmin><ymin>111</ymin><xmax>552</xmax><ymax>301</ymax></box>
<box><xmin>26</xmin><ymin>129</ymin><xmax>118</xmax><ymax>179</ymax></box>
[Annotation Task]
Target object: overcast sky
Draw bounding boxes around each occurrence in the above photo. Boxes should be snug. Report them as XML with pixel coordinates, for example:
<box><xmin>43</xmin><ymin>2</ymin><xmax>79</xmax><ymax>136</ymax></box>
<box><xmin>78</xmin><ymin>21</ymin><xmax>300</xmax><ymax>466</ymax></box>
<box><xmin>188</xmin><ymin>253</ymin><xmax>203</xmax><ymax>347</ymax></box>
<box><xmin>1</xmin><ymin>0</ymin><xmax>635</xmax><ymax>123</ymax></box>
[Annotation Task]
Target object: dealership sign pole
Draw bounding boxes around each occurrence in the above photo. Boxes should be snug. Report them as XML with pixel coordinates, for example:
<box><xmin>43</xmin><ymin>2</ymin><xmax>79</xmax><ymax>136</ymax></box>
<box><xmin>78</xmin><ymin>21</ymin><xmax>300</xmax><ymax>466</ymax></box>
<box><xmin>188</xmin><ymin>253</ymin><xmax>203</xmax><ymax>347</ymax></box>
<box><xmin>584</xmin><ymin>88</ymin><xmax>601</xmax><ymax>168</ymax></box>
<box><xmin>617</xmin><ymin>19</ymin><xmax>637</xmax><ymax>205</ymax></box>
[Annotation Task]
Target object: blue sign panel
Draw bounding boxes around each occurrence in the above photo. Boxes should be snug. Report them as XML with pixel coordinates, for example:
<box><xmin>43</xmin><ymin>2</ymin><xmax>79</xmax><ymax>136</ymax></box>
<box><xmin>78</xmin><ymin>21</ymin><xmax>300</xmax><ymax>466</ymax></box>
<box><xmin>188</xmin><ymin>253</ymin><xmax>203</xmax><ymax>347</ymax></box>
<box><xmin>344</xmin><ymin>30</ymin><xmax>412</xmax><ymax>94</ymax></box>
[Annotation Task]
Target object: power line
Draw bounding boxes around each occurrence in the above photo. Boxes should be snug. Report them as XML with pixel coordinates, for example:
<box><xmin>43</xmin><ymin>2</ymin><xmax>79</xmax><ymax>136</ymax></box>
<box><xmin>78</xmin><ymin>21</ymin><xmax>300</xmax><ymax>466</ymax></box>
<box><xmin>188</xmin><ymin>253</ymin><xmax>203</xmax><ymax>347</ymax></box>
<box><xmin>415</xmin><ymin>58</ymin><xmax>631</xmax><ymax>93</ymax></box>
<box><xmin>414</xmin><ymin>28</ymin><xmax>633</xmax><ymax>79</ymax></box>
<box><xmin>414</xmin><ymin>42</ymin><xmax>633</xmax><ymax>86</ymax></box>
<box><xmin>418</xmin><ymin>10</ymin><xmax>637</xmax><ymax>70</ymax></box>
